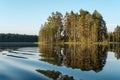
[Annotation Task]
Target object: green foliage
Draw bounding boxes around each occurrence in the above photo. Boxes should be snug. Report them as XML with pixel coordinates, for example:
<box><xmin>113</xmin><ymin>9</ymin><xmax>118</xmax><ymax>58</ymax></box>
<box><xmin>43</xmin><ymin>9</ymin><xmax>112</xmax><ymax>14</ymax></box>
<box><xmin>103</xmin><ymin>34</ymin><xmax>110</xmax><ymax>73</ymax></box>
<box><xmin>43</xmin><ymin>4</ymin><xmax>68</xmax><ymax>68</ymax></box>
<box><xmin>0</xmin><ymin>33</ymin><xmax>38</xmax><ymax>42</ymax></box>
<box><xmin>39</xmin><ymin>9</ymin><xmax>108</xmax><ymax>43</ymax></box>
<box><xmin>108</xmin><ymin>25</ymin><xmax>120</xmax><ymax>42</ymax></box>
<box><xmin>39</xmin><ymin>12</ymin><xmax>63</xmax><ymax>42</ymax></box>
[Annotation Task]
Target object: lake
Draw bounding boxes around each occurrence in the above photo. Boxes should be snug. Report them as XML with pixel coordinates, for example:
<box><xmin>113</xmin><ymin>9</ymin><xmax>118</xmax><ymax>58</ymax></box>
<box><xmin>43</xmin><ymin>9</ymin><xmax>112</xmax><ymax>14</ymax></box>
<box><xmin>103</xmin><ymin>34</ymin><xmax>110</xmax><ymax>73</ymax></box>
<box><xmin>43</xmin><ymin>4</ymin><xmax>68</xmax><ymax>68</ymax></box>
<box><xmin>0</xmin><ymin>43</ymin><xmax>120</xmax><ymax>80</ymax></box>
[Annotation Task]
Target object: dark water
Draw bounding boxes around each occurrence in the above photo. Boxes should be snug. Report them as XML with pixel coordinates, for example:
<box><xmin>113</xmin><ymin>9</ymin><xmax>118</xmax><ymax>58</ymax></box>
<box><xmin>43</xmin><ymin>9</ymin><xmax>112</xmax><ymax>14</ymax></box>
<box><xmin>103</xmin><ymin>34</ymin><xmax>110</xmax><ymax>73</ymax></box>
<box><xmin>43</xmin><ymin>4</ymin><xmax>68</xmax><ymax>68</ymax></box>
<box><xmin>0</xmin><ymin>43</ymin><xmax>120</xmax><ymax>80</ymax></box>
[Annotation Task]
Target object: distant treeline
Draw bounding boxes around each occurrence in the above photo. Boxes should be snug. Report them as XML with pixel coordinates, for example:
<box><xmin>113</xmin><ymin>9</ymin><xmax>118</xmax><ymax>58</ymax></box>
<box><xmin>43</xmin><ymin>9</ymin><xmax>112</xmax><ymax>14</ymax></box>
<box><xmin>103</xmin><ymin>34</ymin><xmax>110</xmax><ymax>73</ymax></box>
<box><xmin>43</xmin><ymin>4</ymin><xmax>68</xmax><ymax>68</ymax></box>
<box><xmin>108</xmin><ymin>25</ymin><xmax>120</xmax><ymax>42</ymax></box>
<box><xmin>0</xmin><ymin>33</ymin><xmax>38</xmax><ymax>42</ymax></box>
<box><xmin>39</xmin><ymin>9</ymin><xmax>120</xmax><ymax>43</ymax></box>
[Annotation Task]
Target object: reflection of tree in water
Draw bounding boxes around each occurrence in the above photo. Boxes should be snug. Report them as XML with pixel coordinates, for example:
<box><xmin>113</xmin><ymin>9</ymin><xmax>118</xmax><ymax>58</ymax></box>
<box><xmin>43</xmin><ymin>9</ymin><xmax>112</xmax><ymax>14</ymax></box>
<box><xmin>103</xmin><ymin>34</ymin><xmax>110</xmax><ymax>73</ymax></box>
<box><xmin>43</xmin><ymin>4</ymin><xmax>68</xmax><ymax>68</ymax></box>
<box><xmin>36</xmin><ymin>69</ymin><xmax>74</xmax><ymax>80</ymax></box>
<box><xmin>109</xmin><ymin>44</ymin><xmax>120</xmax><ymax>59</ymax></box>
<box><xmin>39</xmin><ymin>45</ymin><xmax>63</xmax><ymax>66</ymax></box>
<box><xmin>63</xmin><ymin>45</ymin><xmax>107</xmax><ymax>72</ymax></box>
<box><xmin>39</xmin><ymin>44</ymin><xmax>108</xmax><ymax>72</ymax></box>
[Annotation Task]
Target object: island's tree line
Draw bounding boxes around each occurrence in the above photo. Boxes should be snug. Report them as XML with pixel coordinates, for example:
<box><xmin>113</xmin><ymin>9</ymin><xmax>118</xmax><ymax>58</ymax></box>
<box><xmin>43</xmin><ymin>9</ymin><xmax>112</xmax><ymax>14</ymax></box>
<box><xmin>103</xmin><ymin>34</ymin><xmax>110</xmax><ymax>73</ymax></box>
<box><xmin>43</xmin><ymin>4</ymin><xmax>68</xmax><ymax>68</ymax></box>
<box><xmin>39</xmin><ymin>9</ymin><xmax>108</xmax><ymax>43</ymax></box>
<box><xmin>0</xmin><ymin>33</ymin><xmax>38</xmax><ymax>42</ymax></box>
<box><xmin>108</xmin><ymin>25</ymin><xmax>120</xmax><ymax>42</ymax></box>
<box><xmin>39</xmin><ymin>9</ymin><xmax>120</xmax><ymax>43</ymax></box>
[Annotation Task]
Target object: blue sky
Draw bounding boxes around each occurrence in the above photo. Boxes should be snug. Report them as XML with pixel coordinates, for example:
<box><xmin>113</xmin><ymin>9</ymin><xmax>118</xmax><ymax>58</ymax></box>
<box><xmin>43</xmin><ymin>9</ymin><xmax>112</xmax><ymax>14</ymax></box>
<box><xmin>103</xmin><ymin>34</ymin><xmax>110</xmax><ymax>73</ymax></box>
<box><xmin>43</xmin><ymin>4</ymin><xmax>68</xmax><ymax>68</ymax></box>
<box><xmin>0</xmin><ymin>0</ymin><xmax>120</xmax><ymax>35</ymax></box>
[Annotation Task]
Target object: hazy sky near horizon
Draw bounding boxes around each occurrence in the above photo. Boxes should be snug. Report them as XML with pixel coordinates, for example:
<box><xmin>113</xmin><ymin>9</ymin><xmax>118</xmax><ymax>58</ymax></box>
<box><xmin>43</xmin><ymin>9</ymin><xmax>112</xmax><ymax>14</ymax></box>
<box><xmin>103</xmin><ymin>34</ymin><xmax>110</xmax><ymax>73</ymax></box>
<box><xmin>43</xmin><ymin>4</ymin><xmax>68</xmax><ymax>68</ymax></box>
<box><xmin>0</xmin><ymin>0</ymin><xmax>120</xmax><ymax>35</ymax></box>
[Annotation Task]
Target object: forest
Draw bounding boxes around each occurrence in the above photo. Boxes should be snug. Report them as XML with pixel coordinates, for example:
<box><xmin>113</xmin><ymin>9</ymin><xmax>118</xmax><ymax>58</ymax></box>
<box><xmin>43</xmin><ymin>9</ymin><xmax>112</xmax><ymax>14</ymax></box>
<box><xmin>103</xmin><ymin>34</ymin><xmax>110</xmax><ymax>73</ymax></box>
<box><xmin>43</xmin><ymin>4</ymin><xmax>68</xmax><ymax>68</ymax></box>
<box><xmin>108</xmin><ymin>25</ymin><xmax>120</xmax><ymax>42</ymax></box>
<box><xmin>39</xmin><ymin>9</ymin><xmax>120</xmax><ymax>43</ymax></box>
<box><xmin>0</xmin><ymin>33</ymin><xmax>38</xmax><ymax>42</ymax></box>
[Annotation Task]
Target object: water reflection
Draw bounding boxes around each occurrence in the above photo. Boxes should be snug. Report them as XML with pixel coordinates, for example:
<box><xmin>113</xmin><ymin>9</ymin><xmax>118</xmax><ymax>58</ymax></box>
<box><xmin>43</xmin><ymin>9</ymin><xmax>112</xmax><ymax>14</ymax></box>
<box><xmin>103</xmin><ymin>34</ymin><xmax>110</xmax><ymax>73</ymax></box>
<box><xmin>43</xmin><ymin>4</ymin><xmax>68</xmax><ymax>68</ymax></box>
<box><xmin>109</xmin><ymin>43</ymin><xmax>120</xmax><ymax>59</ymax></box>
<box><xmin>0</xmin><ymin>42</ymin><xmax>37</xmax><ymax>49</ymax></box>
<box><xmin>39</xmin><ymin>44</ymin><xmax>108</xmax><ymax>72</ymax></box>
<box><xmin>36</xmin><ymin>69</ymin><xmax>74</xmax><ymax>80</ymax></box>
<box><xmin>0</xmin><ymin>43</ymin><xmax>120</xmax><ymax>80</ymax></box>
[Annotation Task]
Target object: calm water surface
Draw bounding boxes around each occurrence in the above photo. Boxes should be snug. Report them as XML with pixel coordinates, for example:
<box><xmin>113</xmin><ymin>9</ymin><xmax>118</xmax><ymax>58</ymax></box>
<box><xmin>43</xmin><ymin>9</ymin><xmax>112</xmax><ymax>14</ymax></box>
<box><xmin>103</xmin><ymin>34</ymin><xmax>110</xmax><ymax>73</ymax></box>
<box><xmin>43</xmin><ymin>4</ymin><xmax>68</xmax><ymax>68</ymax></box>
<box><xmin>0</xmin><ymin>43</ymin><xmax>120</xmax><ymax>80</ymax></box>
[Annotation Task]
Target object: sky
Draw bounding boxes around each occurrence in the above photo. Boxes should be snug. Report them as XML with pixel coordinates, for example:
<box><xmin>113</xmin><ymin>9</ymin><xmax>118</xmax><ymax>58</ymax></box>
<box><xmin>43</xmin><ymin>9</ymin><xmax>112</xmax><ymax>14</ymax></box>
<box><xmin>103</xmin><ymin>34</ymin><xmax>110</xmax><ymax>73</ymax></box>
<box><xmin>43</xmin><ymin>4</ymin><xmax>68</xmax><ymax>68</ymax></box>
<box><xmin>0</xmin><ymin>0</ymin><xmax>120</xmax><ymax>35</ymax></box>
